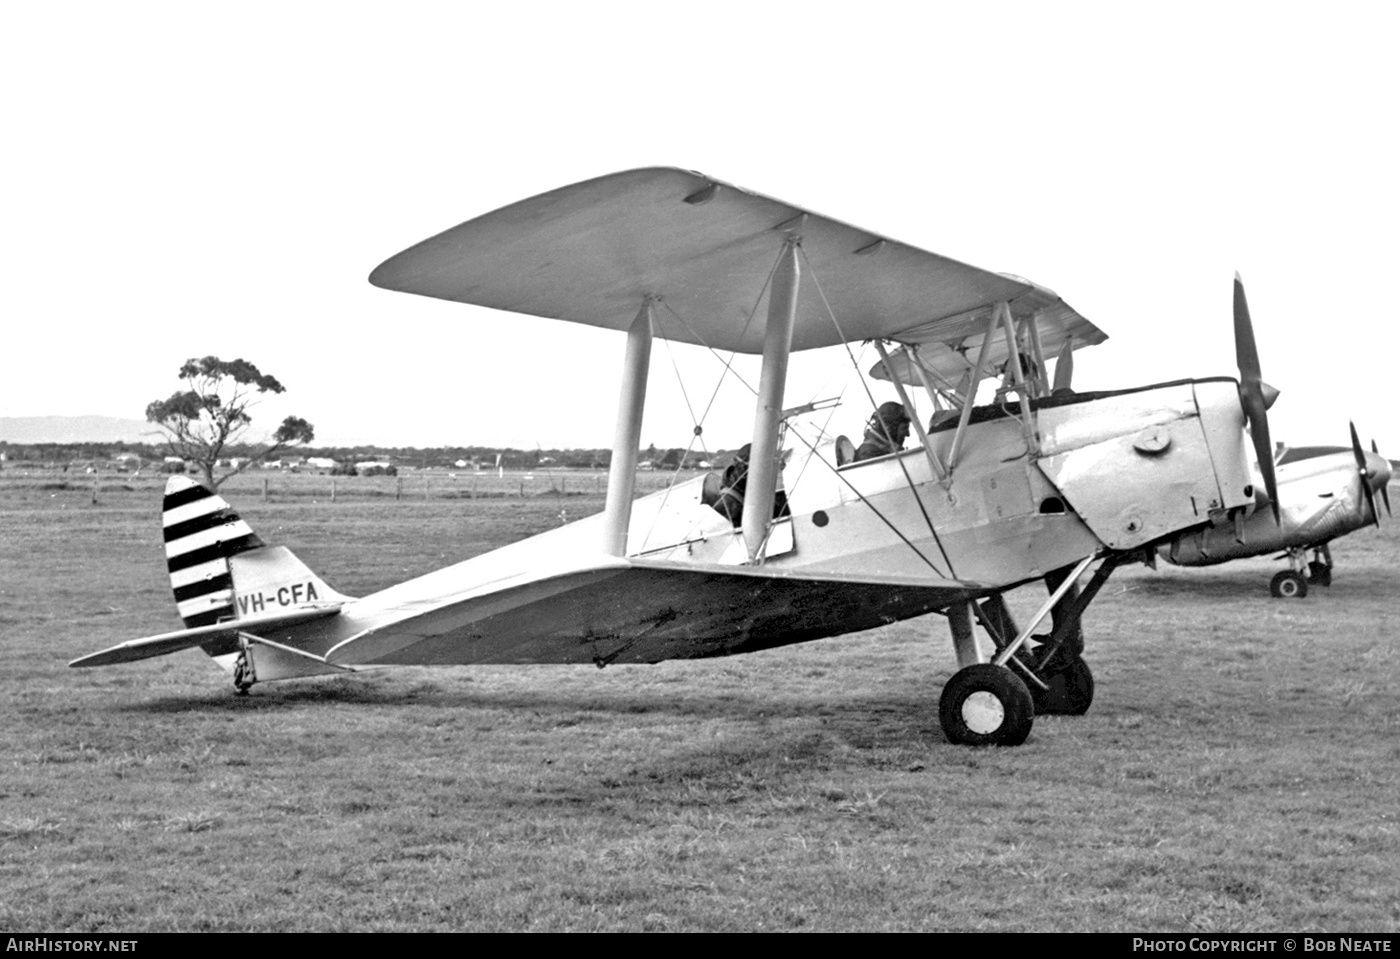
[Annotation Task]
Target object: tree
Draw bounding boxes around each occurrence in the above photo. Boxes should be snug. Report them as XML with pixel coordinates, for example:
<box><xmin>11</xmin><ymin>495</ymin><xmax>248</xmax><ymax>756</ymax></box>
<box><xmin>145</xmin><ymin>356</ymin><xmax>315</xmax><ymax>490</ymax></box>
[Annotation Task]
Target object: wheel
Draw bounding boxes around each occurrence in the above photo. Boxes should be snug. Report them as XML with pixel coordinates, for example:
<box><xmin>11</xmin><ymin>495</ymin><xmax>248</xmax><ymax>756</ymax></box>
<box><xmin>939</xmin><ymin>664</ymin><xmax>1035</xmax><ymax>747</ymax></box>
<box><xmin>1032</xmin><ymin>656</ymin><xmax>1094</xmax><ymax>716</ymax></box>
<box><xmin>1270</xmin><ymin>570</ymin><xmax>1308</xmax><ymax>599</ymax></box>
<box><xmin>1307</xmin><ymin>561</ymin><xmax>1331</xmax><ymax>587</ymax></box>
<box><xmin>232</xmin><ymin>650</ymin><xmax>256</xmax><ymax>695</ymax></box>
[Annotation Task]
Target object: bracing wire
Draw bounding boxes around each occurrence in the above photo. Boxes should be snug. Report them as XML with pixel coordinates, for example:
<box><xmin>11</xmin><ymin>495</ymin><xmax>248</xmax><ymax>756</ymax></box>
<box><xmin>634</xmin><ymin>250</ymin><xmax>783</xmax><ymax>553</ymax></box>
<box><xmin>633</xmin><ymin>241</ymin><xmax>956</xmax><ymax>578</ymax></box>
<box><xmin>783</xmin><ymin>426</ymin><xmax>947</xmax><ymax>578</ymax></box>
<box><xmin>801</xmin><ymin>247</ymin><xmax>955</xmax><ymax>577</ymax></box>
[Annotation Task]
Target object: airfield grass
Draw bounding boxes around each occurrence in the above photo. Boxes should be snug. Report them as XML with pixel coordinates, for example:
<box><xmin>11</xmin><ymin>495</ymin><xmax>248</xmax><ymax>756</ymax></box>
<box><xmin>2</xmin><ymin>477</ymin><xmax>1398</xmax><ymax>932</ymax></box>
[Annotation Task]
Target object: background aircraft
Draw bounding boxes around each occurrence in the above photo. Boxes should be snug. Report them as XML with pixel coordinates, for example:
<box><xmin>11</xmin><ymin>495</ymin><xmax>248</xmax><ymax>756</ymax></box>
<box><xmin>1160</xmin><ymin>424</ymin><xmax>1392</xmax><ymax>597</ymax></box>
<box><xmin>73</xmin><ymin>168</ymin><xmax>1292</xmax><ymax>747</ymax></box>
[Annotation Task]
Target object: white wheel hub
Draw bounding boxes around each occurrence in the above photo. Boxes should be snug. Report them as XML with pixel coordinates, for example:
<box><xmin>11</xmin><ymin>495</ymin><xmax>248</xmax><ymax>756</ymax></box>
<box><xmin>961</xmin><ymin>690</ymin><xmax>1005</xmax><ymax>734</ymax></box>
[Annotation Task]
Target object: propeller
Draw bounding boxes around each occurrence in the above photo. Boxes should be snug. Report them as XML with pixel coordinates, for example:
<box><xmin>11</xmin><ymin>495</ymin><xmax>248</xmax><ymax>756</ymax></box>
<box><xmin>1350</xmin><ymin>422</ymin><xmax>1389</xmax><ymax>527</ymax></box>
<box><xmin>1234</xmin><ymin>274</ymin><xmax>1281</xmax><ymax>525</ymax></box>
<box><xmin>1372</xmin><ymin>438</ymin><xmax>1393</xmax><ymax>517</ymax></box>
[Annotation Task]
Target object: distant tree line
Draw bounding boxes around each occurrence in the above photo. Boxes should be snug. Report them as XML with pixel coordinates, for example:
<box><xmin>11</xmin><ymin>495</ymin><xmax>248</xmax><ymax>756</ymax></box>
<box><xmin>0</xmin><ymin>441</ymin><xmax>723</xmax><ymax>471</ymax></box>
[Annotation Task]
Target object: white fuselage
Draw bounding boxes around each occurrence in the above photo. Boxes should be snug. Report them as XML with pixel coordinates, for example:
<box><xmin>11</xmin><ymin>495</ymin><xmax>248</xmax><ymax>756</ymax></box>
<box><xmin>236</xmin><ymin>377</ymin><xmax>1260</xmax><ymax>679</ymax></box>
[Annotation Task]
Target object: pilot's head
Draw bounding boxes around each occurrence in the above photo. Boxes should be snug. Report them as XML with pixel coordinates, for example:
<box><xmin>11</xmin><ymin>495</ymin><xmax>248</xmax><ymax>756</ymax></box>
<box><xmin>872</xmin><ymin>402</ymin><xmax>911</xmax><ymax>443</ymax></box>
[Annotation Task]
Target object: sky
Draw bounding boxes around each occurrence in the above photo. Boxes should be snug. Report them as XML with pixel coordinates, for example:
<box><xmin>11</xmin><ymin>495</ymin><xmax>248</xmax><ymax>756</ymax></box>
<box><xmin>4</xmin><ymin>2</ymin><xmax>1398</xmax><ymax>457</ymax></box>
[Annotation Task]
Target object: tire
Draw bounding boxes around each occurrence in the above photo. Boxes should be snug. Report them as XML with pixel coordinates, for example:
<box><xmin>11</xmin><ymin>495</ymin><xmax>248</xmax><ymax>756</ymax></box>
<box><xmin>1033</xmin><ymin>656</ymin><xmax>1095</xmax><ymax>716</ymax></box>
<box><xmin>1307</xmin><ymin>561</ymin><xmax>1332</xmax><ymax>587</ymax></box>
<box><xmin>1270</xmin><ymin>570</ymin><xmax>1308</xmax><ymax>599</ymax></box>
<box><xmin>232</xmin><ymin>651</ymin><xmax>255</xmax><ymax>695</ymax></box>
<box><xmin>939</xmin><ymin>664</ymin><xmax>1035</xmax><ymax>747</ymax></box>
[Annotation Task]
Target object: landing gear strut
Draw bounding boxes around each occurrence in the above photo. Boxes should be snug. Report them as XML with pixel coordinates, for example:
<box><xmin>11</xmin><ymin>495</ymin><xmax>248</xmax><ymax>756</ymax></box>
<box><xmin>938</xmin><ymin>554</ymin><xmax>1121</xmax><ymax>745</ymax></box>
<box><xmin>1273</xmin><ymin>543</ymin><xmax>1331</xmax><ymax>598</ymax></box>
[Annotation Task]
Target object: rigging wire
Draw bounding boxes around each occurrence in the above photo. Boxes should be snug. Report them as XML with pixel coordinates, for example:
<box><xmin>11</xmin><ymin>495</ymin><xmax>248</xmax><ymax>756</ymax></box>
<box><xmin>801</xmin><ymin>247</ymin><xmax>955</xmax><ymax>577</ymax></box>
<box><xmin>632</xmin><ymin>253</ymin><xmax>784</xmax><ymax>553</ymax></box>
<box><xmin>782</xmin><ymin>426</ymin><xmax>947</xmax><ymax>578</ymax></box>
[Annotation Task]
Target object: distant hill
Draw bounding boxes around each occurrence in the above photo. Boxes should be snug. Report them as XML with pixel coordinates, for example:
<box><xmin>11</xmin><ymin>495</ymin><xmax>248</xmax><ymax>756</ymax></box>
<box><xmin>0</xmin><ymin>416</ymin><xmax>159</xmax><ymax>445</ymax></box>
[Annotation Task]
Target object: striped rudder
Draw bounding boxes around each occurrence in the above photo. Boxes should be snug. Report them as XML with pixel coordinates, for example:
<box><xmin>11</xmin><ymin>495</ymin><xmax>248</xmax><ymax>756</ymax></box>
<box><xmin>163</xmin><ymin>476</ymin><xmax>265</xmax><ymax>627</ymax></box>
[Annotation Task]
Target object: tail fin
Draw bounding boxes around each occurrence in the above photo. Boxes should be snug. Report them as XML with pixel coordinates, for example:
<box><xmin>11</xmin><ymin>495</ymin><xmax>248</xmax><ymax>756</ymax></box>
<box><xmin>162</xmin><ymin>476</ymin><xmax>348</xmax><ymax>629</ymax></box>
<box><xmin>164</xmin><ymin>476</ymin><xmax>266</xmax><ymax>627</ymax></box>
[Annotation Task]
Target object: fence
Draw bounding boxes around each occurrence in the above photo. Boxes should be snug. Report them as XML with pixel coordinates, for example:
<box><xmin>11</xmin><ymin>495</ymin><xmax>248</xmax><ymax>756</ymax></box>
<box><xmin>0</xmin><ymin>467</ymin><xmax>701</xmax><ymax>507</ymax></box>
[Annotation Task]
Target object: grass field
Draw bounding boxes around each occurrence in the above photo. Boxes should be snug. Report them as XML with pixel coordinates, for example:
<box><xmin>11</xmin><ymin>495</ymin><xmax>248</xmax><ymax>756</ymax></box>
<box><xmin>2</xmin><ymin>476</ymin><xmax>1398</xmax><ymax>931</ymax></box>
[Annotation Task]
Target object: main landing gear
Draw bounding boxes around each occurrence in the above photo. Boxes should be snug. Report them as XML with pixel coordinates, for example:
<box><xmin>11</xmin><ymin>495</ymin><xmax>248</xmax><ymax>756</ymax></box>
<box><xmin>1271</xmin><ymin>544</ymin><xmax>1331</xmax><ymax>599</ymax></box>
<box><xmin>232</xmin><ymin>640</ymin><xmax>257</xmax><ymax>695</ymax></box>
<box><xmin>938</xmin><ymin>554</ymin><xmax>1121</xmax><ymax>746</ymax></box>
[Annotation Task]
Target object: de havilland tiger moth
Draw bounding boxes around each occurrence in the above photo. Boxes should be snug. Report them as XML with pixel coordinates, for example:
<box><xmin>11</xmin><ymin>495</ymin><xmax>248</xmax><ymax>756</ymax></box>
<box><xmin>1157</xmin><ymin>422</ymin><xmax>1391</xmax><ymax>598</ymax></box>
<box><xmin>73</xmin><ymin>167</ymin><xmax>1321</xmax><ymax>746</ymax></box>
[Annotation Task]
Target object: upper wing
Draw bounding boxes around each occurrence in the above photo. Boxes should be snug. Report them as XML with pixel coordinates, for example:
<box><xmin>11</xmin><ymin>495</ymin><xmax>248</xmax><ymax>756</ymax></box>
<box><xmin>370</xmin><ymin>167</ymin><xmax>1099</xmax><ymax>355</ymax></box>
<box><xmin>324</xmin><ymin>558</ymin><xmax>984</xmax><ymax>668</ymax></box>
<box><xmin>870</xmin><ymin>277</ymin><xmax>1107</xmax><ymax>387</ymax></box>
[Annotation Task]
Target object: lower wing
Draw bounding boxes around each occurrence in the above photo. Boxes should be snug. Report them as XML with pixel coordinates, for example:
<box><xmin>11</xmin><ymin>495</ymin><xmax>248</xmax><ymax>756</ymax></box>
<box><xmin>325</xmin><ymin>560</ymin><xmax>985</xmax><ymax>667</ymax></box>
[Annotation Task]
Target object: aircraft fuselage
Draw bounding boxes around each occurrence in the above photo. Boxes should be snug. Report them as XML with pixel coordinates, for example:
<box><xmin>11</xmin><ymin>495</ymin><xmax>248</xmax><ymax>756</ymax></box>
<box><xmin>190</xmin><ymin>376</ymin><xmax>1259</xmax><ymax>682</ymax></box>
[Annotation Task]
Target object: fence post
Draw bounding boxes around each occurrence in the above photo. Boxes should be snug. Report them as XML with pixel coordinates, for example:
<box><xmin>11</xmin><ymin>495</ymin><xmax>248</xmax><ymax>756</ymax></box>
<box><xmin>331</xmin><ymin>478</ymin><xmax>336</xmax><ymax>503</ymax></box>
<box><xmin>263</xmin><ymin>477</ymin><xmax>269</xmax><ymax>502</ymax></box>
<box><xmin>92</xmin><ymin>469</ymin><xmax>99</xmax><ymax>505</ymax></box>
<box><xmin>396</xmin><ymin>476</ymin><xmax>402</xmax><ymax>501</ymax></box>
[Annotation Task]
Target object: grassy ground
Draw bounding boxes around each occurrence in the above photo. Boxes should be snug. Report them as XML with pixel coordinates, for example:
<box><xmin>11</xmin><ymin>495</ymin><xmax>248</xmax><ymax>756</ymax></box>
<box><xmin>1</xmin><ymin>482</ymin><xmax>1397</xmax><ymax>931</ymax></box>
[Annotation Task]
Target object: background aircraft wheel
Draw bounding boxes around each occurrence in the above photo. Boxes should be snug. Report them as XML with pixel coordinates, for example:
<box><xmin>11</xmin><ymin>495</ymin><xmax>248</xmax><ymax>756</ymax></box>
<box><xmin>939</xmin><ymin>664</ymin><xmax>1034</xmax><ymax>747</ymax></box>
<box><xmin>1270</xmin><ymin>570</ymin><xmax>1308</xmax><ymax>599</ymax></box>
<box><xmin>1032</xmin><ymin>656</ymin><xmax>1094</xmax><ymax>716</ymax></box>
<box><xmin>1307</xmin><ymin>562</ymin><xmax>1332</xmax><ymax>587</ymax></box>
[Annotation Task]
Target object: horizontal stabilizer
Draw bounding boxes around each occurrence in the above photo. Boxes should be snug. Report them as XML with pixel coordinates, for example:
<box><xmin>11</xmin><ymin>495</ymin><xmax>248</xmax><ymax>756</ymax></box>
<box><xmin>69</xmin><ymin>604</ymin><xmax>343</xmax><ymax>668</ymax></box>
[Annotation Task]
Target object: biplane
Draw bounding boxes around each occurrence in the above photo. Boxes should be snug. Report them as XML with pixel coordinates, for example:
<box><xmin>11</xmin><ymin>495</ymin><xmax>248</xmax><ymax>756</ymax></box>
<box><xmin>1159</xmin><ymin>424</ymin><xmax>1391</xmax><ymax>597</ymax></box>
<box><xmin>73</xmin><ymin>168</ymin><xmax>1283</xmax><ymax>746</ymax></box>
